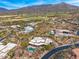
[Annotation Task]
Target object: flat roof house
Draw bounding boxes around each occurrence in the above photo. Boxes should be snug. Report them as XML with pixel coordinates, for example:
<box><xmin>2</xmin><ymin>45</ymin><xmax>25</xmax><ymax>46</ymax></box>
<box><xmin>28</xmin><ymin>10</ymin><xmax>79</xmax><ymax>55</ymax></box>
<box><xmin>10</xmin><ymin>25</ymin><xmax>20</xmax><ymax>28</ymax></box>
<box><xmin>50</xmin><ymin>29</ymin><xmax>75</xmax><ymax>37</ymax></box>
<box><xmin>29</xmin><ymin>37</ymin><xmax>53</xmax><ymax>46</ymax></box>
<box><xmin>0</xmin><ymin>43</ymin><xmax>17</xmax><ymax>59</ymax></box>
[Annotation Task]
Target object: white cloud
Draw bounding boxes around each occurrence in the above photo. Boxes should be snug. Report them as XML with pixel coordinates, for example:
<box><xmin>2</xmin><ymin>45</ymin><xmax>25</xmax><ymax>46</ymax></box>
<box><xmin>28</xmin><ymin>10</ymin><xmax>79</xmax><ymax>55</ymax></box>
<box><xmin>0</xmin><ymin>1</ymin><xmax>26</xmax><ymax>8</ymax></box>
<box><xmin>66</xmin><ymin>0</ymin><xmax>79</xmax><ymax>4</ymax></box>
<box><xmin>0</xmin><ymin>0</ymin><xmax>45</xmax><ymax>9</ymax></box>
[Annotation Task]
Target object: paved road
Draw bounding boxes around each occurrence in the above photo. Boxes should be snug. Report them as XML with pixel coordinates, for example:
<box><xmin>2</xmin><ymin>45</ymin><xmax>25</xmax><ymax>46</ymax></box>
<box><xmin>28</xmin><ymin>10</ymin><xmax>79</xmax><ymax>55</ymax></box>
<box><xmin>42</xmin><ymin>43</ymin><xmax>79</xmax><ymax>59</ymax></box>
<box><xmin>0</xmin><ymin>33</ymin><xmax>11</xmax><ymax>42</ymax></box>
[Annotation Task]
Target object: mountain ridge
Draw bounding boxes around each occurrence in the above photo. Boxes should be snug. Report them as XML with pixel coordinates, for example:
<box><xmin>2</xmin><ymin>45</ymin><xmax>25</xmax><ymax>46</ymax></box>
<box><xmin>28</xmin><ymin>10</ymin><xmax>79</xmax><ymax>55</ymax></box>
<box><xmin>0</xmin><ymin>2</ymin><xmax>79</xmax><ymax>15</ymax></box>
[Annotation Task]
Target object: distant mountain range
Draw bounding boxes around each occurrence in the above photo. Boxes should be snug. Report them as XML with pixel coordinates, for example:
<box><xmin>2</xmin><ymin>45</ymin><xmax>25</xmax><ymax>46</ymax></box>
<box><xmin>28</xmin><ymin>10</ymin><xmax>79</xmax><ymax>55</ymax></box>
<box><xmin>0</xmin><ymin>2</ymin><xmax>79</xmax><ymax>15</ymax></box>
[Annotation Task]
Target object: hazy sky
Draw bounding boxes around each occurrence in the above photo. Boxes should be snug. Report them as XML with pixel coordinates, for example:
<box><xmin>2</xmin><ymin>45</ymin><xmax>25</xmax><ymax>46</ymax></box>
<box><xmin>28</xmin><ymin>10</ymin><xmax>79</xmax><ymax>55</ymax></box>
<box><xmin>0</xmin><ymin>0</ymin><xmax>79</xmax><ymax>9</ymax></box>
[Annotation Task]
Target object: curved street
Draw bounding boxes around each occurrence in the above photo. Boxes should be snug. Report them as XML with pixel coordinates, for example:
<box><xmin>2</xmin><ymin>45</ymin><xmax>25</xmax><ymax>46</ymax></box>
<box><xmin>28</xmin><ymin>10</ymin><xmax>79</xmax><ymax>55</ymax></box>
<box><xmin>42</xmin><ymin>43</ymin><xmax>79</xmax><ymax>59</ymax></box>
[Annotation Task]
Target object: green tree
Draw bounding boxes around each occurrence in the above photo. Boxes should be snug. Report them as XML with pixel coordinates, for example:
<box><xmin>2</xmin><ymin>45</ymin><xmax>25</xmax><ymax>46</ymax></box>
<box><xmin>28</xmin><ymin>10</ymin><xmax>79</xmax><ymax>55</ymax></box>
<box><xmin>43</xmin><ymin>45</ymin><xmax>52</xmax><ymax>50</ymax></box>
<box><xmin>20</xmin><ymin>42</ymin><xmax>28</xmax><ymax>48</ymax></box>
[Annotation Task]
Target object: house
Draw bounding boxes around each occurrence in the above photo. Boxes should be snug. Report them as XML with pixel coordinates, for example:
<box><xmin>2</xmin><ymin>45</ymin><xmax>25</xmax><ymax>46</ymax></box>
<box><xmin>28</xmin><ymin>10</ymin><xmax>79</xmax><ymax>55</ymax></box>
<box><xmin>10</xmin><ymin>25</ymin><xmax>20</xmax><ymax>28</ymax></box>
<box><xmin>27</xmin><ymin>22</ymin><xmax>37</xmax><ymax>27</ymax></box>
<box><xmin>24</xmin><ymin>26</ymin><xmax>34</xmax><ymax>33</ymax></box>
<box><xmin>29</xmin><ymin>37</ymin><xmax>53</xmax><ymax>46</ymax></box>
<box><xmin>50</xmin><ymin>29</ymin><xmax>75</xmax><ymax>37</ymax></box>
<box><xmin>20</xmin><ymin>26</ymin><xmax>34</xmax><ymax>34</ymax></box>
<box><xmin>0</xmin><ymin>43</ymin><xmax>17</xmax><ymax>59</ymax></box>
<box><xmin>48</xmin><ymin>30</ymin><xmax>55</xmax><ymax>35</ymax></box>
